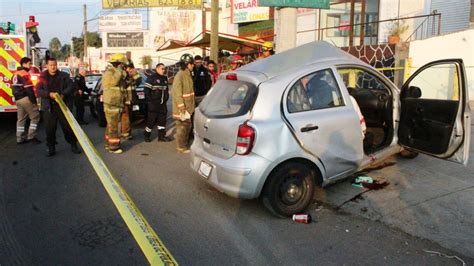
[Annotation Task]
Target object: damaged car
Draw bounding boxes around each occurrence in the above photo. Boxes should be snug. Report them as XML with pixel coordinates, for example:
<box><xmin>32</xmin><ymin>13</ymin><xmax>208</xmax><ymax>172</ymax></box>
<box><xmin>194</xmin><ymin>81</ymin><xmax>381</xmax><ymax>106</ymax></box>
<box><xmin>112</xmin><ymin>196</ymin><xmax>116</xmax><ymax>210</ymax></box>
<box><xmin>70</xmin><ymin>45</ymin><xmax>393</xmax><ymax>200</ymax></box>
<box><xmin>190</xmin><ymin>41</ymin><xmax>471</xmax><ymax>217</ymax></box>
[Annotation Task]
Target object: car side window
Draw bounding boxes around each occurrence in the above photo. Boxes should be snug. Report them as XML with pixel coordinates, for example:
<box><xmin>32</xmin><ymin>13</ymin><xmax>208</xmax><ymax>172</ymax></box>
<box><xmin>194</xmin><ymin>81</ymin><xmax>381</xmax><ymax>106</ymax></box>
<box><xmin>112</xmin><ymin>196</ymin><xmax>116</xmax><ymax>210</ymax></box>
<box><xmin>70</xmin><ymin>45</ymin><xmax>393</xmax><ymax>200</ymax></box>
<box><xmin>287</xmin><ymin>69</ymin><xmax>344</xmax><ymax>113</ymax></box>
<box><xmin>336</xmin><ymin>68</ymin><xmax>389</xmax><ymax>94</ymax></box>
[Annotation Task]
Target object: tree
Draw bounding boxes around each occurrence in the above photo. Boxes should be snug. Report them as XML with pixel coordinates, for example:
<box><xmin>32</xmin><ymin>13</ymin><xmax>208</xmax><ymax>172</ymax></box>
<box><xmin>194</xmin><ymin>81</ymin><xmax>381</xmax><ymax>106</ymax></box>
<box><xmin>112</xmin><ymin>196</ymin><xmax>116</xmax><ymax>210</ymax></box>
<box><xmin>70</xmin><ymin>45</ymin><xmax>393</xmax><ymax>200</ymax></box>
<box><xmin>140</xmin><ymin>55</ymin><xmax>152</xmax><ymax>69</ymax></box>
<box><xmin>72</xmin><ymin>32</ymin><xmax>102</xmax><ymax>58</ymax></box>
<box><xmin>49</xmin><ymin>37</ymin><xmax>63</xmax><ymax>60</ymax></box>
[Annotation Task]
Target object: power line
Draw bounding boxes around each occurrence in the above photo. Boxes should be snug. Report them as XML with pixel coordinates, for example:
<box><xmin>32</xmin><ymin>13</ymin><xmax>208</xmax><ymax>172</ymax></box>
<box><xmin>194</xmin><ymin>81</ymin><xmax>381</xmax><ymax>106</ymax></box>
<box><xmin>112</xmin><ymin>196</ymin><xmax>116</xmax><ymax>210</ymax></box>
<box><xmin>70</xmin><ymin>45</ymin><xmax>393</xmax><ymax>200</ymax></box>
<box><xmin>0</xmin><ymin>8</ymin><xmax>82</xmax><ymax>18</ymax></box>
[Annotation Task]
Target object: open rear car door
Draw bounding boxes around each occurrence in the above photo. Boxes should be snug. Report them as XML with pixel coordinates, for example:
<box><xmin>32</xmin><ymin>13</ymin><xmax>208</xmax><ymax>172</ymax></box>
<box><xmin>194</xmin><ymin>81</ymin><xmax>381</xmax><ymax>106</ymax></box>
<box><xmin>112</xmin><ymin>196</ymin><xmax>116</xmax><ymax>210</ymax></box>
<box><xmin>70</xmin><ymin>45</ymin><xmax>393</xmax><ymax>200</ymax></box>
<box><xmin>398</xmin><ymin>59</ymin><xmax>471</xmax><ymax>165</ymax></box>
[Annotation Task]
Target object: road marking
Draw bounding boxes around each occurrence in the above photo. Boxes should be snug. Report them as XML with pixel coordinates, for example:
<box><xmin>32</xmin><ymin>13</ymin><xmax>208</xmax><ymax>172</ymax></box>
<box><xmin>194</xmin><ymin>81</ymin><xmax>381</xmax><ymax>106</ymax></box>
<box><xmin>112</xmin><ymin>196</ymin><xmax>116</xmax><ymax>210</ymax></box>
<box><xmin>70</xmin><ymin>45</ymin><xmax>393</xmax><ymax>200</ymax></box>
<box><xmin>54</xmin><ymin>93</ymin><xmax>178</xmax><ymax>265</ymax></box>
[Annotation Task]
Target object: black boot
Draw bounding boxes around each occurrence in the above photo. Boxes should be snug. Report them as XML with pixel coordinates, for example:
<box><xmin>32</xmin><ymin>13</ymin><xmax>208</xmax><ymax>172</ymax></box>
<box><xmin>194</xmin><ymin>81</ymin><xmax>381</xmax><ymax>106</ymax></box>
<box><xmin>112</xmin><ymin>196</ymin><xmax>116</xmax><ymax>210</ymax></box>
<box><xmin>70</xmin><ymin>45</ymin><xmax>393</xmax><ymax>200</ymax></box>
<box><xmin>144</xmin><ymin>130</ymin><xmax>151</xmax><ymax>142</ymax></box>
<box><xmin>46</xmin><ymin>146</ymin><xmax>56</xmax><ymax>157</ymax></box>
<box><xmin>158</xmin><ymin>129</ymin><xmax>172</xmax><ymax>142</ymax></box>
<box><xmin>71</xmin><ymin>143</ymin><xmax>81</xmax><ymax>154</ymax></box>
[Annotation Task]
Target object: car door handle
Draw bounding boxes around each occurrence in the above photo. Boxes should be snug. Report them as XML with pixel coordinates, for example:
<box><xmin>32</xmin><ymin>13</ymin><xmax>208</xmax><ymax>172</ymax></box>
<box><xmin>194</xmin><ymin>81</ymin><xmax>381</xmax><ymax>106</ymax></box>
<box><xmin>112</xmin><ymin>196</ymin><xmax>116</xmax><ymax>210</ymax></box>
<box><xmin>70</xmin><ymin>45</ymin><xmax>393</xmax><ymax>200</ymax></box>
<box><xmin>300</xmin><ymin>125</ymin><xmax>319</xmax><ymax>132</ymax></box>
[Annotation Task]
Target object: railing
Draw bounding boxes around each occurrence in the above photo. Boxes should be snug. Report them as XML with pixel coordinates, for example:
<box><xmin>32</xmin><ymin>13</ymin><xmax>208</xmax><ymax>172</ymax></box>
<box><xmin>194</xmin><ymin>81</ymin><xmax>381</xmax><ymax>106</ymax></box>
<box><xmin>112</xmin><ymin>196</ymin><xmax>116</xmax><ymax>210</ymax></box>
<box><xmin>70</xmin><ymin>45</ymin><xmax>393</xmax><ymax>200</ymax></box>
<box><xmin>296</xmin><ymin>13</ymin><xmax>441</xmax><ymax>46</ymax></box>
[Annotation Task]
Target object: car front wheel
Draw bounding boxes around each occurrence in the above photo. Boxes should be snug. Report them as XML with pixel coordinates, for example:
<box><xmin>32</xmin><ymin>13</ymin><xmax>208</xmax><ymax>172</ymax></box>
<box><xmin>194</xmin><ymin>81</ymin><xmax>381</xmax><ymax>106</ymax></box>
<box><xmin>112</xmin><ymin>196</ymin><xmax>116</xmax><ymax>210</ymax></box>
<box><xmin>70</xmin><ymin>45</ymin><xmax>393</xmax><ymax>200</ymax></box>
<box><xmin>262</xmin><ymin>162</ymin><xmax>315</xmax><ymax>217</ymax></box>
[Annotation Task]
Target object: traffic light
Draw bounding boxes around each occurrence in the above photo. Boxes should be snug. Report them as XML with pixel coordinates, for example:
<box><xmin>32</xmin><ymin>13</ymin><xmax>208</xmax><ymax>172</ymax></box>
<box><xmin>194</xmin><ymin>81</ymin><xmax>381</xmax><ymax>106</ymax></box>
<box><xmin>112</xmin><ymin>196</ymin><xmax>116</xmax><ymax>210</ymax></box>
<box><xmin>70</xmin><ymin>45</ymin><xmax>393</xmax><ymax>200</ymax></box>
<box><xmin>26</xmin><ymin>16</ymin><xmax>40</xmax><ymax>44</ymax></box>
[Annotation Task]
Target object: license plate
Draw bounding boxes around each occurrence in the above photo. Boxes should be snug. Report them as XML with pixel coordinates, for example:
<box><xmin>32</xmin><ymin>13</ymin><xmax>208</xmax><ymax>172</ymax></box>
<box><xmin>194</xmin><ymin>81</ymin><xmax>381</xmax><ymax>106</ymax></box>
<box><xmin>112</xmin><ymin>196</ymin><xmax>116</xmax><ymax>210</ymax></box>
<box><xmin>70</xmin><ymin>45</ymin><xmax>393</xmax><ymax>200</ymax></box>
<box><xmin>198</xmin><ymin>161</ymin><xmax>213</xmax><ymax>179</ymax></box>
<box><xmin>132</xmin><ymin>105</ymin><xmax>139</xmax><ymax>111</ymax></box>
<box><xmin>137</xmin><ymin>92</ymin><xmax>145</xmax><ymax>99</ymax></box>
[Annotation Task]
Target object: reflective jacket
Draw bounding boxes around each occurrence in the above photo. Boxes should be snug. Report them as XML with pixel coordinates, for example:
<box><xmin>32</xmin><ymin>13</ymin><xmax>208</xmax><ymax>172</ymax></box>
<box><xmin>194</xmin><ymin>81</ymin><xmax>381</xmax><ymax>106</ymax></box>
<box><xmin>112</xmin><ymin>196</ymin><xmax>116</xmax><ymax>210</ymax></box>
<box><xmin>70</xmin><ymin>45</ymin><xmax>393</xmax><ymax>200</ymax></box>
<box><xmin>125</xmin><ymin>72</ymin><xmax>141</xmax><ymax>105</ymax></box>
<box><xmin>145</xmin><ymin>72</ymin><xmax>169</xmax><ymax>107</ymax></box>
<box><xmin>102</xmin><ymin>65</ymin><xmax>127</xmax><ymax>108</ymax></box>
<box><xmin>172</xmin><ymin>69</ymin><xmax>195</xmax><ymax>119</ymax></box>
<box><xmin>12</xmin><ymin>67</ymin><xmax>36</xmax><ymax>104</ymax></box>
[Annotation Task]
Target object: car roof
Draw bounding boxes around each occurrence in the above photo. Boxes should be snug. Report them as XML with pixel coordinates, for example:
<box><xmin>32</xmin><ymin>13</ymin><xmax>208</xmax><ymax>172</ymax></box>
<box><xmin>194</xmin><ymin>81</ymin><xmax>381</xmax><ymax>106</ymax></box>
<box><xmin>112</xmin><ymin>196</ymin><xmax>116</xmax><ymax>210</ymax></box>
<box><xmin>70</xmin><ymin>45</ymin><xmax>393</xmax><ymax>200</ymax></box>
<box><xmin>238</xmin><ymin>41</ymin><xmax>365</xmax><ymax>80</ymax></box>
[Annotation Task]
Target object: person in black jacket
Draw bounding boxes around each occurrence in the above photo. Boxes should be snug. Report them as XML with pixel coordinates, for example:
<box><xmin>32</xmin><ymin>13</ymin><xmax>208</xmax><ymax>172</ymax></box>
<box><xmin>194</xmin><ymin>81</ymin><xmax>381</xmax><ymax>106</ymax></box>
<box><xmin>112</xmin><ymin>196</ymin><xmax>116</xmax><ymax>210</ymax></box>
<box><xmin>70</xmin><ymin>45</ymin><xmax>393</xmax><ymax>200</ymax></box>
<box><xmin>192</xmin><ymin>55</ymin><xmax>212</xmax><ymax>106</ymax></box>
<box><xmin>73</xmin><ymin>68</ymin><xmax>90</xmax><ymax>125</ymax></box>
<box><xmin>37</xmin><ymin>58</ymin><xmax>81</xmax><ymax>156</ymax></box>
<box><xmin>143</xmin><ymin>63</ymin><xmax>172</xmax><ymax>142</ymax></box>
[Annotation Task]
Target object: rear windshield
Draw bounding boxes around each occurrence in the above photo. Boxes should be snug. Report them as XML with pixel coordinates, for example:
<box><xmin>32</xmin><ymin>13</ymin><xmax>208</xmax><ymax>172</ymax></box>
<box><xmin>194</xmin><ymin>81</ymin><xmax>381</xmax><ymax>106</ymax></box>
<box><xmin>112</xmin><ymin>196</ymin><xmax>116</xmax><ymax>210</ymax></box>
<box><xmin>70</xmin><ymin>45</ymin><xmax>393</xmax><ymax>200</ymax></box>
<box><xmin>199</xmin><ymin>80</ymin><xmax>258</xmax><ymax>118</ymax></box>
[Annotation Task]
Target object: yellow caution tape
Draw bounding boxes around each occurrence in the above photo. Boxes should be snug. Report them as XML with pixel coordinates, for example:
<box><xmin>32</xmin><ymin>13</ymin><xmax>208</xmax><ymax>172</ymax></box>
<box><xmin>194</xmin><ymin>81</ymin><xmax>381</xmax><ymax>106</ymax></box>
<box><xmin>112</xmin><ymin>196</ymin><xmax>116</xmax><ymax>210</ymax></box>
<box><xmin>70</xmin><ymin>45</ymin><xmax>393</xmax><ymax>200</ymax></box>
<box><xmin>53</xmin><ymin>93</ymin><xmax>178</xmax><ymax>266</ymax></box>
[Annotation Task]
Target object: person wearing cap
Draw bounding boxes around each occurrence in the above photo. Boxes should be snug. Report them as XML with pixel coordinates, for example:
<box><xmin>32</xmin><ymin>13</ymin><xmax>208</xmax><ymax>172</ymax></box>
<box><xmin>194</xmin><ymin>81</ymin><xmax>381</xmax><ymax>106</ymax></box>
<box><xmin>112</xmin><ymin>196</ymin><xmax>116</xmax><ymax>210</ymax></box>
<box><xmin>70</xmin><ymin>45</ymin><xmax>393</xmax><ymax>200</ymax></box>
<box><xmin>229</xmin><ymin>55</ymin><xmax>243</xmax><ymax>71</ymax></box>
<box><xmin>258</xmin><ymin>41</ymin><xmax>275</xmax><ymax>60</ymax></box>
<box><xmin>37</xmin><ymin>57</ymin><xmax>80</xmax><ymax>156</ymax></box>
<box><xmin>143</xmin><ymin>63</ymin><xmax>172</xmax><ymax>142</ymax></box>
<box><xmin>101</xmin><ymin>53</ymin><xmax>128</xmax><ymax>154</ymax></box>
<box><xmin>122</xmin><ymin>61</ymin><xmax>141</xmax><ymax>140</ymax></box>
<box><xmin>172</xmin><ymin>53</ymin><xmax>195</xmax><ymax>153</ymax></box>
<box><xmin>12</xmin><ymin>57</ymin><xmax>41</xmax><ymax>145</ymax></box>
<box><xmin>73</xmin><ymin>67</ymin><xmax>91</xmax><ymax>125</ymax></box>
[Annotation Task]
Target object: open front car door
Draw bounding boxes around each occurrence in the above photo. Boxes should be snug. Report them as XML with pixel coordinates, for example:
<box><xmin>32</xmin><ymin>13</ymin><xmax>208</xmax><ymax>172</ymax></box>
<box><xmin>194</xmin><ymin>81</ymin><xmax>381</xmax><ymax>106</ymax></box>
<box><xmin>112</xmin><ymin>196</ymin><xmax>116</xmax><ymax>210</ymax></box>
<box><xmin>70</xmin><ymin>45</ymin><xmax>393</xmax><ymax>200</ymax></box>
<box><xmin>398</xmin><ymin>59</ymin><xmax>471</xmax><ymax>165</ymax></box>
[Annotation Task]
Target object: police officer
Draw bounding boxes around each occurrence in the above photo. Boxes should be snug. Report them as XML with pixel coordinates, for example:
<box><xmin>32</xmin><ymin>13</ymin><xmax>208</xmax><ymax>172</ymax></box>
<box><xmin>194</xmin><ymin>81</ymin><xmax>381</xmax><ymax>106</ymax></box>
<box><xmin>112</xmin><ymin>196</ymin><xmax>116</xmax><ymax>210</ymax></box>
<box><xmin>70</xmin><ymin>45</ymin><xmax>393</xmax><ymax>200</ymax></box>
<box><xmin>172</xmin><ymin>54</ymin><xmax>195</xmax><ymax>153</ymax></box>
<box><xmin>37</xmin><ymin>58</ymin><xmax>80</xmax><ymax>156</ymax></box>
<box><xmin>12</xmin><ymin>57</ymin><xmax>41</xmax><ymax>144</ymax></box>
<box><xmin>102</xmin><ymin>54</ymin><xmax>128</xmax><ymax>154</ymax></box>
<box><xmin>73</xmin><ymin>68</ymin><xmax>90</xmax><ymax>125</ymax></box>
<box><xmin>144</xmin><ymin>63</ymin><xmax>171</xmax><ymax>142</ymax></box>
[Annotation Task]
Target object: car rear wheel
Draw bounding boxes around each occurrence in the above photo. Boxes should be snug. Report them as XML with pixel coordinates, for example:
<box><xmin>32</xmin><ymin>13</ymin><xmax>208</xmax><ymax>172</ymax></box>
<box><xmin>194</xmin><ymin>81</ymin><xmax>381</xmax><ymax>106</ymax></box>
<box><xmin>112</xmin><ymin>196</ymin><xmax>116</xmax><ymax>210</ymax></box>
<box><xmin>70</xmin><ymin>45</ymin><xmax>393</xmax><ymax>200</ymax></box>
<box><xmin>262</xmin><ymin>162</ymin><xmax>315</xmax><ymax>217</ymax></box>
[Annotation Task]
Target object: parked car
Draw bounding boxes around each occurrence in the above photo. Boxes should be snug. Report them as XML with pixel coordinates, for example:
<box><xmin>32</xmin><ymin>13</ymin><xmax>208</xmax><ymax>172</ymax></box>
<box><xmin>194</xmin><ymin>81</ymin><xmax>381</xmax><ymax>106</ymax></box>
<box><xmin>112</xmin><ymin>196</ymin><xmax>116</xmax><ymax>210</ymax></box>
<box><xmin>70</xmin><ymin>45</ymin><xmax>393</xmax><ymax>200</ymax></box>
<box><xmin>190</xmin><ymin>41</ymin><xmax>470</xmax><ymax>217</ymax></box>
<box><xmin>92</xmin><ymin>72</ymin><xmax>148</xmax><ymax>127</ymax></box>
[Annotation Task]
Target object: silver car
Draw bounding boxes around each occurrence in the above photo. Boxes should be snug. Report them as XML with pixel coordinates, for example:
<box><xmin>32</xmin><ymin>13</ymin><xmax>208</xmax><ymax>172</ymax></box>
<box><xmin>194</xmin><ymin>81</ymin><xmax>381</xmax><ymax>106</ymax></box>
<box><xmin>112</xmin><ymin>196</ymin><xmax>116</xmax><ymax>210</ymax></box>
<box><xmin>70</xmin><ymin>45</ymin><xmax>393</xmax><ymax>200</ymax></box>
<box><xmin>190</xmin><ymin>41</ymin><xmax>470</xmax><ymax>217</ymax></box>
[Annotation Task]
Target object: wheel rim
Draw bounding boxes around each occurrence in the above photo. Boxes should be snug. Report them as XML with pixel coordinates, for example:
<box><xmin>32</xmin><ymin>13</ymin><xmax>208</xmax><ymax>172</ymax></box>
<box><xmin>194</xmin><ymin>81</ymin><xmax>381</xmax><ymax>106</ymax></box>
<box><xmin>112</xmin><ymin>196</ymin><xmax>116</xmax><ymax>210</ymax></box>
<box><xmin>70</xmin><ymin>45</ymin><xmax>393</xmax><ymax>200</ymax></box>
<box><xmin>279</xmin><ymin>174</ymin><xmax>306</xmax><ymax>205</ymax></box>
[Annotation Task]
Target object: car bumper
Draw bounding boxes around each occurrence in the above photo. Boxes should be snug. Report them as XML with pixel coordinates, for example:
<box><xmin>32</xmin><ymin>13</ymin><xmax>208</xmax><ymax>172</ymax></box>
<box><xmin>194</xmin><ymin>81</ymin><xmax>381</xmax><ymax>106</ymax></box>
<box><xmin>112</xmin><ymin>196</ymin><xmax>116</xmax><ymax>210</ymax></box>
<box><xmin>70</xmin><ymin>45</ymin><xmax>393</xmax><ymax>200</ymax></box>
<box><xmin>190</xmin><ymin>141</ymin><xmax>272</xmax><ymax>199</ymax></box>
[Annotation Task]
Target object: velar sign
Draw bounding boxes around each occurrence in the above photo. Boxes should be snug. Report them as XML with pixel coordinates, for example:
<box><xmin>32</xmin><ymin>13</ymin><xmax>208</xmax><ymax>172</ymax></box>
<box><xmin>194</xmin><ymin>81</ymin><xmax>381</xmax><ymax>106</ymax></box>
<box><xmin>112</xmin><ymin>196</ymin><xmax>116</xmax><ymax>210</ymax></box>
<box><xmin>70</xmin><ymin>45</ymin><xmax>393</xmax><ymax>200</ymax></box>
<box><xmin>232</xmin><ymin>0</ymin><xmax>270</xmax><ymax>24</ymax></box>
<box><xmin>258</xmin><ymin>0</ymin><xmax>330</xmax><ymax>9</ymax></box>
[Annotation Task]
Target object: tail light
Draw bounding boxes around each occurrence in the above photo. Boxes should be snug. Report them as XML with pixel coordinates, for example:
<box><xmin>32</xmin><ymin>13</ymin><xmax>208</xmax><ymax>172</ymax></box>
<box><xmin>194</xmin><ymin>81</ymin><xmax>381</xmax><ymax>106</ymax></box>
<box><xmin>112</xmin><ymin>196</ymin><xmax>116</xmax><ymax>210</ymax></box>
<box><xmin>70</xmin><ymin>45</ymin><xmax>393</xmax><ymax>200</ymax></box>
<box><xmin>236</xmin><ymin>123</ymin><xmax>255</xmax><ymax>155</ymax></box>
<box><xmin>226</xmin><ymin>73</ymin><xmax>237</xmax><ymax>80</ymax></box>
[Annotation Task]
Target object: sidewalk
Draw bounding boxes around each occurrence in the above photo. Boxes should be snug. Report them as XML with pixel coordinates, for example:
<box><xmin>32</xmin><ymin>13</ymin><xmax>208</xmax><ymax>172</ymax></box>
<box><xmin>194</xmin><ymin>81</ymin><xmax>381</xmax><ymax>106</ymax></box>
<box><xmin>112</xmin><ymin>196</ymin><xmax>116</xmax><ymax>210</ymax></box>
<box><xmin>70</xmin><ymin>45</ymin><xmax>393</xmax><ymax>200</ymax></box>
<box><xmin>317</xmin><ymin>109</ymin><xmax>474</xmax><ymax>258</ymax></box>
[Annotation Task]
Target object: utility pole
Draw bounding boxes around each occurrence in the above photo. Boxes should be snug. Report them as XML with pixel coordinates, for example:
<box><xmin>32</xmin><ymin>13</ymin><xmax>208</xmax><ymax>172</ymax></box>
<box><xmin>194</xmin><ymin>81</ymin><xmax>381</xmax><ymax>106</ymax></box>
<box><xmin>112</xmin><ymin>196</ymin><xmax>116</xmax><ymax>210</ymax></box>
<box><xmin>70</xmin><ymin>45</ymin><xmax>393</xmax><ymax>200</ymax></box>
<box><xmin>83</xmin><ymin>3</ymin><xmax>87</xmax><ymax>65</ymax></box>
<box><xmin>210</xmin><ymin>0</ymin><xmax>218</xmax><ymax>62</ymax></box>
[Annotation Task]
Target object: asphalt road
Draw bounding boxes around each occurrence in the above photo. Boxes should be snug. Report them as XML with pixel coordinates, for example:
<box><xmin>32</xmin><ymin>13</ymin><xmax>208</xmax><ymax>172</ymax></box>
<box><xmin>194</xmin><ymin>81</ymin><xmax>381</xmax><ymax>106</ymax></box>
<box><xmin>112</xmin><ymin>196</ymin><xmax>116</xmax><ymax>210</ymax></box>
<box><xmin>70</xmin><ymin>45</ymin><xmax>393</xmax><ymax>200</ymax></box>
<box><xmin>1</xmin><ymin>112</ymin><xmax>473</xmax><ymax>265</ymax></box>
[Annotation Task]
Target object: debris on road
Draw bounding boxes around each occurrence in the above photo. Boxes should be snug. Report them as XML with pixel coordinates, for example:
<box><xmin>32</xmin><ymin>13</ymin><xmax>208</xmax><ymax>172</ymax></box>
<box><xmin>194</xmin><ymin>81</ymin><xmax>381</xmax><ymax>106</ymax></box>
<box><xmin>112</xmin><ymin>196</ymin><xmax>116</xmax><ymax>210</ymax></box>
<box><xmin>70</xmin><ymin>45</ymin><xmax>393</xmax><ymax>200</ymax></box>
<box><xmin>352</xmin><ymin>175</ymin><xmax>373</xmax><ymax>188</ymax></box>
<box><xmin>292</xmin><ymin>214</ymin><xmax>312</xmax><ymax>224</ymax></box>
<box><xmin>423</xmin><ymin>249</ymin><xmax>466</xmax><ymax>266</ymax></box>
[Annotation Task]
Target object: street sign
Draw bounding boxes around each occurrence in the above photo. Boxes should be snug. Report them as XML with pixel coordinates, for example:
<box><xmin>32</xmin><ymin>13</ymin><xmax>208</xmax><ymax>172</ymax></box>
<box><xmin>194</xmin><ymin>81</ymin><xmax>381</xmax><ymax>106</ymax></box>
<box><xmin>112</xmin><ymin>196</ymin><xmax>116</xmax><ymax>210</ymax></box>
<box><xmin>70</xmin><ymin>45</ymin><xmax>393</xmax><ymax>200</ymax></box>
<box><xmin>258</xmin><ymin>0</ymin><xmax>330</xmax><ymax>9</ymax></box>
<box><xmin>0</xmin><ymin>22</ymin><xmax>15</xmax><ymax>32</ymax></box>
<box><xmin>102</xmin><ymin>0</ymin><xmax>202</xmax><ymax>9</ymax></box>
<box><xmin>99</xmin><ymin>14</ymin><xmax>142</xmax><ymax>32</ymax></box>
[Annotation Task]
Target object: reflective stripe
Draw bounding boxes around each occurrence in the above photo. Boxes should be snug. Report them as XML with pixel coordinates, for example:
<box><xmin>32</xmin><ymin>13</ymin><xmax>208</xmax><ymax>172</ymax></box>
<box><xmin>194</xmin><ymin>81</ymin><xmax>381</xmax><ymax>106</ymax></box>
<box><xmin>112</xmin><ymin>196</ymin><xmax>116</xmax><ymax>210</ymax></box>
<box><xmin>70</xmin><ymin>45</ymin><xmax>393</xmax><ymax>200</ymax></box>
<box><xmin>17</xmin><ymin>127</ymin><xmax>25</xmax><ymax>132</ymax></box>
<box><xmin>145</xmin><ymin>127</ymin><xmax>152</xmax><ymax>132</ymax></box>
<box><xmin>29</xmin><ymin>124</ymin><xmax>37</xmax><ymax>129</ymax></box>
<box><xmin>108</xmin><ymin>138</ymin><xmax>120</xmax><ymax>144</ymax></box>
<box><xmin>177</xmin><ymin>103</ymin><xmax>185</xmax><ymax>108</ymax></box>
<box><xmin>24</xmin><ymin>84</ymin><xmax>33</xmax><ymax>88</ymax></box>
<box><xmin>182</xmin><ymin>92</ymin><xmax>194</xmax><ymax>98</ymax></box>
<box><xmin>157</xmin><ymin>126</ymin><xmax>165</xmax><ymax>130</ymax></box>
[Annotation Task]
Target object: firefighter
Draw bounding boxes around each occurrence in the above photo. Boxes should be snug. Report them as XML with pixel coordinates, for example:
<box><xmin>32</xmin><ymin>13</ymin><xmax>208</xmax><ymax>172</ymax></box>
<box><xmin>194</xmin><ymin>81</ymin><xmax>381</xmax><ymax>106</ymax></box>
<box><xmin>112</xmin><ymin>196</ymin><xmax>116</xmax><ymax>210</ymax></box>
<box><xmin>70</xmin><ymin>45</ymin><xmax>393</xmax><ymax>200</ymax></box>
<box><xmin>258</xmin><ymin>41</ymin><xmax>275</xmax><ymax>60</ymax></box>
<box><xmin>12</xmin><ymin>57</ymin><xmax>41</xmax><ymax>144</ymax></box>
<box><xmin>144</xmin><ymin>63</ymin><xmax>172</xmax><ymax>142</ymax></box>
<box><xmin>37</xmin><ymin>58</ymin><xmax>80</xmax><ymax>156</ymax></box>
<box><xmin>122</xmin><ymin>61</ymin><xmax>141</xmax><ymax>140</ymax></box>
<box><xmin>102</xmin><ymin>54</ymin><xmax>128</xmax><ymax>154</ymax></box>
<box><xmin>172</xmin><ymin>54</ymin><xmax>195</xmax><ymax>153</ymax></box>
<box><xmin>73</xmin><ymin>67</ymin><xmax>90</xmax><ymax>125</ymax></box>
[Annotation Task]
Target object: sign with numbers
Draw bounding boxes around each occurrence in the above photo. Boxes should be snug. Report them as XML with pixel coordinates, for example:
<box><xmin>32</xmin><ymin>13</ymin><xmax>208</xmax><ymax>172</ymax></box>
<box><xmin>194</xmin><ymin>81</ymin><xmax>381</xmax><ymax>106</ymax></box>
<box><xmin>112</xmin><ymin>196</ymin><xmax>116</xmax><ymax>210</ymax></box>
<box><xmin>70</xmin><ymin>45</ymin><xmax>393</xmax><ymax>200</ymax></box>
<box><xmin>102</xmin><ymin>0</ymin><xmax>202</xmax><ymax>9</ymax></box>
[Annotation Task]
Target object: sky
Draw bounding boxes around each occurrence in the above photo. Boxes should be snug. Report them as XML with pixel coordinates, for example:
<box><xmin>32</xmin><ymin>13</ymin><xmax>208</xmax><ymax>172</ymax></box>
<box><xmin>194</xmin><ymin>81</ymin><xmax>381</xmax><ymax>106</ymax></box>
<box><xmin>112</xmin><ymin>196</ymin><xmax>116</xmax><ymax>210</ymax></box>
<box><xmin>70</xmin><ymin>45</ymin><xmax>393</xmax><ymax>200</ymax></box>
<box><xmin>0</xmin><ymin>0</ymin><xmax>128</xmax><ymax>48</ymax></box>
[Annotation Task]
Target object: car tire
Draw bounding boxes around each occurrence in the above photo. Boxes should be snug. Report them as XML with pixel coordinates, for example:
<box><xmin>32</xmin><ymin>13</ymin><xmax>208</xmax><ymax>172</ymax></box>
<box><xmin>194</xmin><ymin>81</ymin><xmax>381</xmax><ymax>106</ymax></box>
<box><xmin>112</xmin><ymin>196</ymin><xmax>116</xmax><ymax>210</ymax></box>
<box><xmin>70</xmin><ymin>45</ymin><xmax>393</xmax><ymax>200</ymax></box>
<box><xmin>262</xmin><ymin>162</ymin><xmax>315</xmax><ymax>217</ymax></box>
<box><xmin>398</xmin><ymin>150</ymin><xmax>419</xmax><ymax>159</ymax></box>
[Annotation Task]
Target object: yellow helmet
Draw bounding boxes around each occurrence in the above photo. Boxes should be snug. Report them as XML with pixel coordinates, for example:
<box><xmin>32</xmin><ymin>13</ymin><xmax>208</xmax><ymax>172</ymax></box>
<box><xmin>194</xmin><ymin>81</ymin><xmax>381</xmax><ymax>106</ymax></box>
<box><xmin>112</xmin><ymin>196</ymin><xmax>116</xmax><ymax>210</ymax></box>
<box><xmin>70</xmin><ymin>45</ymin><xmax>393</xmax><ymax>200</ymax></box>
<box><xmin>262</xmin><ymin>41</ymin><xmax>273</xmax><ymax>51</ymax></box>
<box><xmin>109</xmin><ymin>53</ymin><xmax>127</xmax><ymax>64</ymax></box>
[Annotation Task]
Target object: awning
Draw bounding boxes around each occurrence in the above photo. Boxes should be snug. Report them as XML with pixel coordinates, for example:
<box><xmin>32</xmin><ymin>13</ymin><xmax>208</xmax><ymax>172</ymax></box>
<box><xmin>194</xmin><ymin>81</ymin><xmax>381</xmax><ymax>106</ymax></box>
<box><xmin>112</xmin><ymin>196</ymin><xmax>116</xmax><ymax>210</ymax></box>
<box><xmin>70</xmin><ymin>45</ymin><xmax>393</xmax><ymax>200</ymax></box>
<box><xmin>156</xmin><ymin>30</ymin><xmax>264</xmax><ymax>52</ymax></box>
